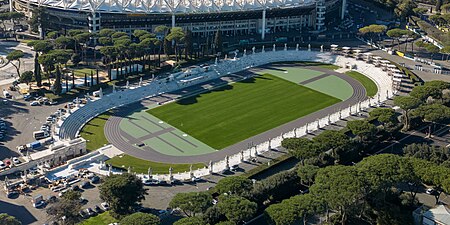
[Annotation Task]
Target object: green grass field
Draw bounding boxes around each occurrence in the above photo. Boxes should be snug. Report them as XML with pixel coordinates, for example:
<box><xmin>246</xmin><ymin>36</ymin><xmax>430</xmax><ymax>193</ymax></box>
<box><xmin>79</xmin><ymin>212</ymin><xmax>117</xmax><ymax>225</ymax></box>
<box><xmin>345</xmin><ymin>71</ymin><xmax>378</xmax><ymax>97</ymax></box>
<box><xmin>148</xmin><ymin>74</ymin><xmax>341</xmax><ymax>149</ymax></box>
<box><xmin>73</xmin><ymin>68</ymin><xmax>96</xmax><ymax>78</ymax></box>
<box><xmin>304</xmin><ymin>75</ymin><xmax>354</xmax><ymax>100</ymax></box>
<box><xmin>80</xmin><ymin>112</ymin><xmax>112</xmax><ymax>151</ymax></box>
<box><xmin>106</xmin><ymin>154</ymin><xmax>205</xmax><ymax>174</ymax></box>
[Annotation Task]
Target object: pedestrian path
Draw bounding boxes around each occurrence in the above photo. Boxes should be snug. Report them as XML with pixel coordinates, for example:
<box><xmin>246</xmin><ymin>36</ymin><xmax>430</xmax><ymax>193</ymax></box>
<box><xmin>0</xmin><ymin>77</ymin><xmax>16</xmax><ymax>86</ymax></box>
<box><xmin>372</xmin><ymin>50</ymin><xmax>450</xmax><ymax>82</ymax></box>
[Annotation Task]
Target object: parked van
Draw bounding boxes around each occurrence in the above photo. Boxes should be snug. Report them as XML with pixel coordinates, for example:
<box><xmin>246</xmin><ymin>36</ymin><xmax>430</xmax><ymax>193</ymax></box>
<box><xmin>2</xmin><ymin>90</ymin><xmax>11</xmax><ymax>98</ymax></box>
<box><xmin>33</xmin><ymin>131</ymin><xmax>49</xmax><ymax>140</ymax></box>
<box><xmin>27</xmin><ymin>141</ymin><xmax>42</xmax><ymax>150</ymax></box>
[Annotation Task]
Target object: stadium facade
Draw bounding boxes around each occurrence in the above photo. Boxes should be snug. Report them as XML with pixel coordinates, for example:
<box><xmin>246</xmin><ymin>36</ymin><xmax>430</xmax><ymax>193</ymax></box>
<box><xmin>13</xmin><ymin>0</ymin><xmax>344</xmax><ymax>39</ymax></box>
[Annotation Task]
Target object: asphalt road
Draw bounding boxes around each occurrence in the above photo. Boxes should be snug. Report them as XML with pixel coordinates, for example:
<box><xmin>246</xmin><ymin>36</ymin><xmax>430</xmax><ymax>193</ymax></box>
<box><xmin>0</xmin><ymin>40</ymin><xmax>35</xmax><ymax>80</ymax></box>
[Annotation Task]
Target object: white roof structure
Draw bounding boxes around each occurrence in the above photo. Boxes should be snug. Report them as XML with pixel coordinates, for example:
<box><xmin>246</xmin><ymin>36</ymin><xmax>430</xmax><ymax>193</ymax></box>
<box><xmin>423</xmin><ymin>205</ymin><xmax>450</xmax><ymax>225</ymax></box>
<box><xmin>26</xmin><ymin>0</ymin><xmax>317</xmax><ymax>14</ymax></box>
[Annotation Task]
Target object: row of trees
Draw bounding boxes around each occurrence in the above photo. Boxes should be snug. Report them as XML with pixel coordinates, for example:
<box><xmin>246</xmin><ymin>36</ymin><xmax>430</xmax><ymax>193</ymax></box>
<box><xmin>283</xmin><ymin>104</ymin><xmax>402</xmax><ymax>168</ymax></box>
<box><xmin>97</xmin><ymin>26</ymin><xmax>223</xmax><ymax>79</ymax></box>
<box><xmin>0</xmin><ymin>11</ymin><xmax>25</xmax><ymax>41</ymax></box>
<box><xmin>169</xmin><ymin>166</ymin><xmax>310</xmax><ymax>225</ymax></box>
<box><xmin>265</xmin><ymin>153</ymin><xmax>450</xmax><ymax>225</ymax></box>
<box><xmin>170</xmin><ymin>176</ymin><xmax>258</xmax><ymax>225</ymax></box>
<box><xmin>260</xmin><ymin>81</ymin><xmax>449</xmax><ymax>224</ymax></box>
<box><xmin>393</xmin><ymin>80</ymin><xmax>450</xmax><ymax>132</ymax></box>
<box><xmin>368</xmin><ymin>0</ymin><xmax>418</xmax><ymax>18</ymax></box>
<box><xmin>8</xmin><ymin>26</ymin><xmax>224</xmax><ymax>95</ymax></box>
<box><xmin>404</xmin><ymin>143</ymin><xmax>450</xmax><ymax>167</ymax></box>
<box><xmin>362</xmin><ymin>2</ymin><xmax>450</xmax><ymax>61</ymax></box>
<box><xmin>358</xmin><ymin>24</ymin><xmax>388</xmax><ymax>45</ymax></box>
<box><xmin>386</xmin><ymin>28</ymin><xmax>419</xmax><ymax>53</ymax></box>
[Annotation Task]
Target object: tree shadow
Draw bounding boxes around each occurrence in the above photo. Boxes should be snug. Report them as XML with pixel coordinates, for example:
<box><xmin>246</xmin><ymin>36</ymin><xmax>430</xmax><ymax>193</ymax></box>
<box><xmin>175</xmin><ymin>84</ymin><xmax>234</xmax><ymax>106</ymax></box>
<box><xmin>0</xmin><ymin>200</ymin><xmax>38</xmax><ymax>224</ymax></box>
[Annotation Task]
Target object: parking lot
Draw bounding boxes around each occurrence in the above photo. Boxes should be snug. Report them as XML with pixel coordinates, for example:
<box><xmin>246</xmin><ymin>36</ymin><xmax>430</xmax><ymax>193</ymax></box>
<box><xmin>0</xmin><ymin>141</ymin><xmax>288</xmax><ymax>225</ymax></box>
<box><xmin>0</xmin><ymin>83</ymin><xmax>65</xmax><ymax>163</ymax></box>
<box><xmin>0</xmin><ymin>170</ymin><xmax>105</xmax><ymax>225</ymax></box>
<box><xmin>0</xmin><ymin>168</ymin><xmax>224</xmax><ymax>225</ymax></box>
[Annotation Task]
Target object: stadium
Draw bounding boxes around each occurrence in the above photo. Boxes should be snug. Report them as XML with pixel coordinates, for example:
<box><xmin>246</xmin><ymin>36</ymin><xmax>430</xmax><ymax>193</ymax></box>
<box><xmin>13</xmin><ymin>0</ymin><xmax>344</xmax><ymax>38</ymax></box>
<box><xmin>51</xmin><ymin>44</ymin><xmax>398</xmax><ymax>177</ymax></box>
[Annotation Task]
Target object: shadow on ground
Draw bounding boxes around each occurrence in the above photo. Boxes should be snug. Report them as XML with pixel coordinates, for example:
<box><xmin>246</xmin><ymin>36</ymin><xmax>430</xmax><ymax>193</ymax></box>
<box><xmin>0</xmin><ymin>200</ymin><xmax>38</xmax><ymax>224</ymax></box>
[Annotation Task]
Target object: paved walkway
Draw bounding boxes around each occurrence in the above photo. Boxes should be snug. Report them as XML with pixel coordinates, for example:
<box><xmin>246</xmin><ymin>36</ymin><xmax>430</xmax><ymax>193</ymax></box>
<box><xmin>0</xmin><ymin>41</ymin><xmax>34</xmax><ymax>82</ymax></box>
<box><xmin>328</xmin><ymin>39</ymin><xmax>450</xmax><ymax>82</ymax></box>
<box><xmin>370</xmin><ymin>49</ymin><xmax>450</xmax><ymax>82</ymax></box>
<box><xmin>0</xmin><ymin>77</ymin><xmax>16</xmax><ymax>86</ymax></box>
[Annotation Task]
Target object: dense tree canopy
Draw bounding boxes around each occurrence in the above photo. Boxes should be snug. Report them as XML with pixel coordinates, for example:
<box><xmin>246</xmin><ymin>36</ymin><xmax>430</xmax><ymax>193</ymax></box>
<box><xmin>99</xmin><ymin>173</ymin><xmax>146</xmax><ymax>218</ymax></box>
<box><xmin>404</xmin><ymin>143</ymin><xmax>450</xmax><ymax>165</ymax></box>
<box><xmin>0</xmin><ymin>213</ymin><xmax>21</xmax><ymax>225</ymax></box>
<box><xmin>173</xmin><ymin>216</ymin><xmax>204</xmax><ymax>225</ymax></box>
<box><xmin>19</xmin><ymin>71</ymin><xmax>33</xmax><ymax>84</ymax></box>
<box><xmin>346</xmin><ymin>120</ymin><xmax>377</xmax><ymax>142</ymax></box>
<box><xmin>120</xmin><ymin>212</ymin><xmax>160</xmax><ymax>225</ymax></box>
<box><xmin>282</xmin><ymin>138</ymin><xmax>321</xmax><ymax>163</ymax></box>
<box><xmin>297</xmin><ymin>165</ymin><xmax>319</xmax><ymax>187</ymax></box>
<box><xmin>312</xmin><ymin>130</ymin><xmax>352</xmax><ymax>160</ymax></box>
<box><xmin>357</xmin><ymin>154</ymin><xmax>414</xmax><ymax>193</ymax></box>
<box><xmin>169</xmin><ymin>192</ymin><xmax>212</xmax><ymax>217</ymax></box>
<box><xmin>413</xmin><ymin>104</ymin><xmax>450</xmax><ymax>124</ymax></box>
<box><xmin>217</xmin><ymin>195</ymin><xmax>257</xmax><ymax>224</ymax></box>
<box><xmin>6</xmin><ymin>50</ymin><xmax>24</xmax><ymax>77</ymax></box>
<box><xmin>393</xmin><ymin>96</ymin><xmax>422</xmax><ymax>130</ymax></box>
<box><xmin>310</xmin><ymin>165</ymin><xmax>364</xmax><ymax>224</ymax></box>
<box><xmin>369</xmin><ymin>108</ymin><xmax>398</xmax><ymax>125</ymax></box>
<box><xmin>46</xmin><ymin>190</ymin><xmax>82</xmax><ymax>225</ymax></box>
<box><xmin>215</xmin><ymin>176</ymin><xmax>253</xmax><ymax>196</ymax></box>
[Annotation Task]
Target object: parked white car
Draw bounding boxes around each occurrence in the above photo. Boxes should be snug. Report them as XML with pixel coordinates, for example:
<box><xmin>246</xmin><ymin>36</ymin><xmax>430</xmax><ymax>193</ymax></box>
<box><xmin>0</xmin><ymin>161</ymin><xmax>6</xmax><ymax>169</ymax></box>
<box><xmin>30</xmin><ymin>101</ymin><xmax>40</xmax><ymax>106</ymax></box>
<box><xmin>12</xmin><ymin>157</ymin><xmax>20</xmax><ymax>165</ymax></box>
<box><xmin>101</xmin><ymin>202</ymin><xmax>110</xmax><ymax>211</ymax></box>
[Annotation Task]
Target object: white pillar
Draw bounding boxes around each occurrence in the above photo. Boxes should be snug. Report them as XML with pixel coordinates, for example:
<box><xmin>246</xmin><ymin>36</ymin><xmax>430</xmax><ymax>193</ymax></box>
<box><xmin>172</xmin><ymin>14</ymin><xmax>176</xmax><ymax>28</ymax></box>
<box><xmin>341</xmin><ymin>0</ymin><xmax>347</xmax><ymax>20</ymax></box>
<box><xmin>261</xmin><ymin>9</ymin><xmax>266</xmax><ymax>40</ymax></box>
<box><xmin>9</xmin><ymin>0</ymin><xmax>13</xmax><ymax>12</ymax></box>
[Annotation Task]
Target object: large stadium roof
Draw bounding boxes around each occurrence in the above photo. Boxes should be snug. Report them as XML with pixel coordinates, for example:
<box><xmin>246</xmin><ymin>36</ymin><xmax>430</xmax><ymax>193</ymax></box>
<box><xmin>27</xmin><ymin>0</ymin><xmax>317</xmax><ymax>14</ymax></box>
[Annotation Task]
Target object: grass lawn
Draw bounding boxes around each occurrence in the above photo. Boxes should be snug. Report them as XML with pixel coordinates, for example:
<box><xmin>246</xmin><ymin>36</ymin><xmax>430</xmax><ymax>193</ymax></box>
<box><xmin>106</xmin><ymin>154</ymin><xmax>205</xmax><ymax>174</ymax></box>
<box><xmin>345</xmin><ymin>71</ymin><xmax>378</xmax><ymax>97</ymax></box>
<box><xmin>79</xmin><ymin>112</ymin><xmax>112</xmax><ymax>151</ymax></box>
<box><xmin>148</xmin><ymin>74</ymin><xmax>341</xmax><ymax>149</ymax></box>
<box><xmin>73</xmin><ymin>68</ymin><xmax>96</xmax><ymax>78</ymax></box>
<box><xmin>79</xmin><ymin>212</ymin><xmax>117</xmax><ymax>225</ymax></box>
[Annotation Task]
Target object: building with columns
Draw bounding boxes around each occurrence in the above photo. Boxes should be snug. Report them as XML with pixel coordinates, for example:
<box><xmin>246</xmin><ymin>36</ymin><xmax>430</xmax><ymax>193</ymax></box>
<box><xmin>13</xmin><ymin>0</ymin><xmax>344</xmax><ymax>39</ymax></box>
